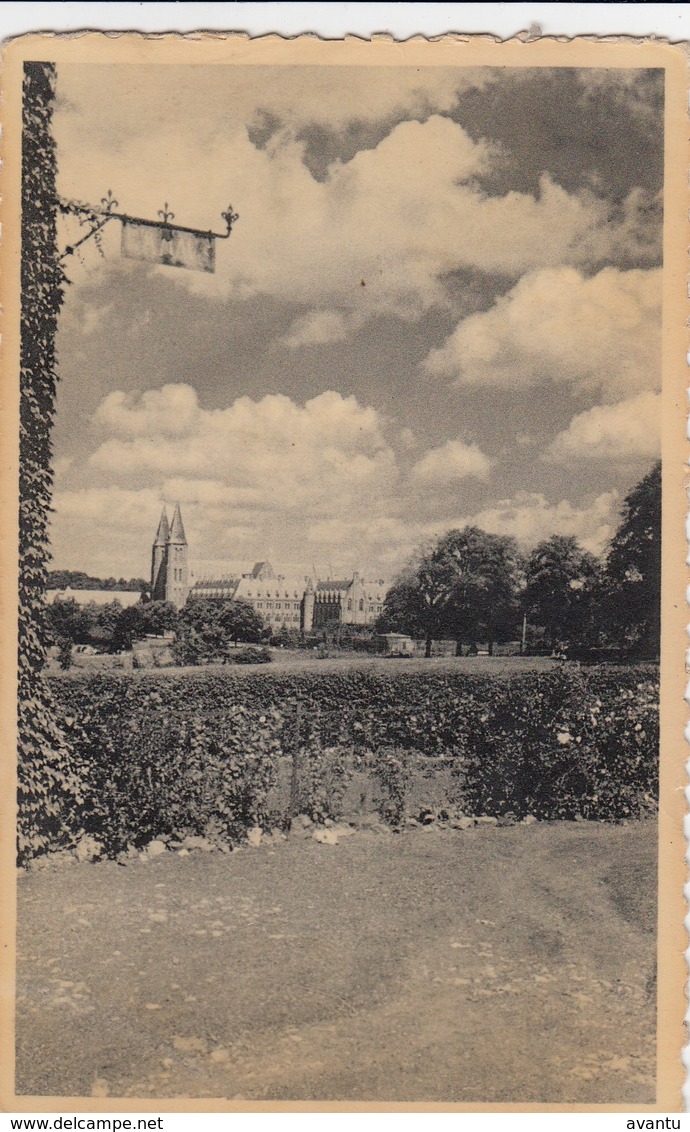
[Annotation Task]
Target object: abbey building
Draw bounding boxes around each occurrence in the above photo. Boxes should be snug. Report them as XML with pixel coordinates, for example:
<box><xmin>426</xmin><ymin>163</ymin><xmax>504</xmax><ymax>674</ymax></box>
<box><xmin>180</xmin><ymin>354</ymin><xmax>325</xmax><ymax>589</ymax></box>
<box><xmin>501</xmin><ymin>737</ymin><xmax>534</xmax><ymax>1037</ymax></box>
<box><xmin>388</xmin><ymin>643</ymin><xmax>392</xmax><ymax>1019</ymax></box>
<box><xmin>150</xmin><ymin>504</ymin><xmax>388</xmax><ymax>632</ymax></box>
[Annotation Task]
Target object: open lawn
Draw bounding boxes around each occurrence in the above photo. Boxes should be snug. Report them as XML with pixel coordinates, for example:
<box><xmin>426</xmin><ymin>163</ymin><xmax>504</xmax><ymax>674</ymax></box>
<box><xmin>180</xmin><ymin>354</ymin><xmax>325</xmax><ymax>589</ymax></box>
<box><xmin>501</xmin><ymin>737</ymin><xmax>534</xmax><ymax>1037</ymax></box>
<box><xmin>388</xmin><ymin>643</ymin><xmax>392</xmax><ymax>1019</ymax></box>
<box><xmin>236</xmin><ymin>651</ymin><xmax>561</xmax><ymax>676</ymax></box>
<box><xmin>16</xmin><ymin>819</ymin><xmax>657</xmax><ymax>1104</ymax></box>
<box><xmin>58</xmin><ymin>651</ymin><xmax>562</xmax><ymax>678</ymax></box>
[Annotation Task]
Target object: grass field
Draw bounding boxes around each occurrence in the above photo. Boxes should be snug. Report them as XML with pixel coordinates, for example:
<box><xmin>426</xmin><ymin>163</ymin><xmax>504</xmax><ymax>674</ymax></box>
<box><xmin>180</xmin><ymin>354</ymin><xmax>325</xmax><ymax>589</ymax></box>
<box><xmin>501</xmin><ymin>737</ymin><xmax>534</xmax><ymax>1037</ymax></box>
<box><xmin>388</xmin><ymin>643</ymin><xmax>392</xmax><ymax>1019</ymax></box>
<box><xmin>58</xmin><ymin>650</ymin><xmax>562</xmax><ymax>678</ymax></box>
<box><xmin>16</xmin><ymin>818</ymin><xmax>657</xmax><ymax>1103</ymax></box>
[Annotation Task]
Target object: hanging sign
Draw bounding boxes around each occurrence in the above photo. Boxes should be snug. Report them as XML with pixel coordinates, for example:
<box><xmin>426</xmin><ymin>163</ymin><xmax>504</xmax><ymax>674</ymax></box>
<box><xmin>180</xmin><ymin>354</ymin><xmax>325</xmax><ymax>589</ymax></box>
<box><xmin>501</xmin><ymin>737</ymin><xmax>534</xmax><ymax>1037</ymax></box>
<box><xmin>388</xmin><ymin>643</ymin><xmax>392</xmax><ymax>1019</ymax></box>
<box><xmin>61</xmin><ymin>194</ymin><xmax>238</xmax><ymax>275</ymax></box>
<box><xmin>121</xmin><ymin>217</ymin><xmax>216</xmax><ymax>273</ymax></box>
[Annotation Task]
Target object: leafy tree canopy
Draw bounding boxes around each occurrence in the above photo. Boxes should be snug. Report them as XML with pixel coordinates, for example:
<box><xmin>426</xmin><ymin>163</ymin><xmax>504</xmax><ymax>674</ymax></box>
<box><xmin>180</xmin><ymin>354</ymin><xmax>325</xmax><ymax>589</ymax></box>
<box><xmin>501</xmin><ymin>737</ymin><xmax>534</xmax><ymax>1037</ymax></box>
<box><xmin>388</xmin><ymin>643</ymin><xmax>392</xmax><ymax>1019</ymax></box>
<box><xmin>175</xmin><ymin>598</ymin><xmax>266</xmax><ymax>664</ymax></box>
<box><xmin>378</xmin><ymin>527</ymin><xmax>523</xmax><ymax>655</ymax></box>
<box><xmin>46</xmin><ymin>598</ymin><xmax>135</xmax><ymax>650</ymax></box>
<box><xmin>46</xmin><ymin>599</ymin><xmax>96</xmax><ymax>647</ymax></box>
<box><xmin>112</xmin><ymin>600</ymin><xmax>178</xmax><ymax>651</ymax></box>
<box><xmin>435</xmin><ymin>527</ymin><xmax>524</xmax><ymax>650</ymax></box>
<box><xmin>376</xmin><ymin>547</ymin><xmax>454</xmax><ymax>655</ymax></box>
<box><xmin>525</xmin><ymin>535</ymin><xmax>601</xmax><ymax>651</ymax></box>
<box><xmin>605</xmin><ymin>461</ymin><xmax>661</xmax><ymax>656</ymax></box>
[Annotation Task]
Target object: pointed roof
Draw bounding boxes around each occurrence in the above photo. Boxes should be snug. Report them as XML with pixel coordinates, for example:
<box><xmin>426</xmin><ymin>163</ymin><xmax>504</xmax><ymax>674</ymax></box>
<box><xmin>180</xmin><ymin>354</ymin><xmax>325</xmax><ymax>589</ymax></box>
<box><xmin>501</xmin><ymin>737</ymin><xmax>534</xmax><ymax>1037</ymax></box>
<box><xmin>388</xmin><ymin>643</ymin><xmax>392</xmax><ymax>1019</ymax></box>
<box><xmin>251</xmin><ymin>561</ymin><xmax>274</xmax><ymax>579</ymax></box>
<box><xmin>153</xmin><ymin>507</ymin><xmax>169</xmax><ymax>546</ymax></box>
<box><xmin>168</xmin><ymin>502</ymin><xmax>187</xmax><ymax>545</ymax></box>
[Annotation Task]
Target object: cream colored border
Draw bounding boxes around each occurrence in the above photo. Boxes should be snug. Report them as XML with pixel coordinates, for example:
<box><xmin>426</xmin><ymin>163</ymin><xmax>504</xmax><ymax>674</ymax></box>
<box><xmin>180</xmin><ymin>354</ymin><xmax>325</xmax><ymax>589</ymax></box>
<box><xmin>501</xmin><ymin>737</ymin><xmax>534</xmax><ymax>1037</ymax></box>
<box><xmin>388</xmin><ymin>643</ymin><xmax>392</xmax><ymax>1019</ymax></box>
<box><xmin>0</xmin><ymin>31</ymin><xmax>686</xmax><ymax>1114</ymax></box>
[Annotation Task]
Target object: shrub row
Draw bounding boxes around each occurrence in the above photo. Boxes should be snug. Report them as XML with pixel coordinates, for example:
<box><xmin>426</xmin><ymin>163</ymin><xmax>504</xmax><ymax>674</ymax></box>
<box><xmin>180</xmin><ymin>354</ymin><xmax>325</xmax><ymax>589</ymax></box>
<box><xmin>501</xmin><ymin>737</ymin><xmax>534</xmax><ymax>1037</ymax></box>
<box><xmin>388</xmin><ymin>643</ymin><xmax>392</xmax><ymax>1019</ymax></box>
<box><xmin>20</xmin><ymin>665</ymin><xmax>658</xmax><ymax>858</ymax></box>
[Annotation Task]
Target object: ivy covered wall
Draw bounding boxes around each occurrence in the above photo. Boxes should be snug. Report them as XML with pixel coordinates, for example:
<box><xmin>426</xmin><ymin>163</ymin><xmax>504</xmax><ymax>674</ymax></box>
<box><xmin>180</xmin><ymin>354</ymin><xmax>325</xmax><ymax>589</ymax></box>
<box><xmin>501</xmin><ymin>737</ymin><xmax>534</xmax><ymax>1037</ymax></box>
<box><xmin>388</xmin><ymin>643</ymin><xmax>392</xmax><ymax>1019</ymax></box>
<box><xmin>18</xmin><ymin>61</ymin><xmax>80</xmax><ymax>860</ymax></box>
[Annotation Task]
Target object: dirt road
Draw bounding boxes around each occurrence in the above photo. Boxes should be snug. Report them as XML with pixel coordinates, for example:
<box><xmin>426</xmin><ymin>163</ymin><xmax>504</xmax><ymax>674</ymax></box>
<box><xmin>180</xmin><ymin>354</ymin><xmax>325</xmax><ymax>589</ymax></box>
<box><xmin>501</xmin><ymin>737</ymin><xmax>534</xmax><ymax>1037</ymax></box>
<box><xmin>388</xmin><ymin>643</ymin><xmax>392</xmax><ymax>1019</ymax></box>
<box><xmin>16</xmin><ymin>820</ymin><xmax>657</xmax><ymax>1103</ymax></box>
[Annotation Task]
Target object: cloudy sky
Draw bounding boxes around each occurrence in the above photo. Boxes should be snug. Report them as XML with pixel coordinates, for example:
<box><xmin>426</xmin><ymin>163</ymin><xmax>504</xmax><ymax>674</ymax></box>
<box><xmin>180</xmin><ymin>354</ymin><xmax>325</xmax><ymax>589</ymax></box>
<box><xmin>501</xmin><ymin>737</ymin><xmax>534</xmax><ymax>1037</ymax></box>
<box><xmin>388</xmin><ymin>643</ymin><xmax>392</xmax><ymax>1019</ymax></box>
<box><xmin>49</xmin><ymin>63</ymin><xmax>663</xmax><ymax>581</ymax></box>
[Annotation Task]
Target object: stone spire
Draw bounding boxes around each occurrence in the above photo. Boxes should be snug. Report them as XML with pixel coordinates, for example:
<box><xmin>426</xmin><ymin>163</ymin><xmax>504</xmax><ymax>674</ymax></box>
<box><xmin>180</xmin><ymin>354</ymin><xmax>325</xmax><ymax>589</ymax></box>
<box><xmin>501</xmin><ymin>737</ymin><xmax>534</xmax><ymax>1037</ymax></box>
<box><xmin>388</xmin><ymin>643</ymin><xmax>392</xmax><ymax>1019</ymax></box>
<box><xmin>153</xmin><ymin>507</ymin><xmax>169</xmax><ymax>546</ymax></box>
<box><xmin>151</xmin><ymin>507</ymin><xmax>170</xmax><ymax>601</ymax></box>
<box><xmin>164</xmin><ymin>503</ymin><xmax>189</xmax><ymax>610</ymax></box>
<box><xmin>168</xmin><ymin>502</ymin><xmax>187</xmax><ymax>545</ymax></box>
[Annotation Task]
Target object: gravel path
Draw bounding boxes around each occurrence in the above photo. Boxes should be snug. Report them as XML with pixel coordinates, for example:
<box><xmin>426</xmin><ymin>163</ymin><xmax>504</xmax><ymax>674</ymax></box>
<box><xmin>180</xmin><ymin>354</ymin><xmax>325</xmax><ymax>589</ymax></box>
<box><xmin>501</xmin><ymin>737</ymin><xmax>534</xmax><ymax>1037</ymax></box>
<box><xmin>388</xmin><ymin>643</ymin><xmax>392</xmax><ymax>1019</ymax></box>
<box><xmin>16</xmin><ymin>819</ymin><xmax>657</xmax><ymax>1103</ymax></box>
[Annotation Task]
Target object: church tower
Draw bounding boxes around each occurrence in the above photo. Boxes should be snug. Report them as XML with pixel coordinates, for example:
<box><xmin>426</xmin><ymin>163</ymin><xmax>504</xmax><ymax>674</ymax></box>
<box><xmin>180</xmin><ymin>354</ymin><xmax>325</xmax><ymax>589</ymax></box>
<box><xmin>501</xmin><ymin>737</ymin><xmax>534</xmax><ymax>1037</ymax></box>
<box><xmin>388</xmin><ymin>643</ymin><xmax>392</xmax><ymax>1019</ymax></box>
<box><xmin>150</xmin><ymin>503</ymin><xmax>189</xmax><ymax>609</ymax></box>
<box><xmin>165</xmin><ymin>502</ymin><xmax>189</xmax><ymax>610</ymax></box>
<box><xmin>151</xmin><ymin>507</ymin><xmax>169</xmax><ymax>601</ymax></box>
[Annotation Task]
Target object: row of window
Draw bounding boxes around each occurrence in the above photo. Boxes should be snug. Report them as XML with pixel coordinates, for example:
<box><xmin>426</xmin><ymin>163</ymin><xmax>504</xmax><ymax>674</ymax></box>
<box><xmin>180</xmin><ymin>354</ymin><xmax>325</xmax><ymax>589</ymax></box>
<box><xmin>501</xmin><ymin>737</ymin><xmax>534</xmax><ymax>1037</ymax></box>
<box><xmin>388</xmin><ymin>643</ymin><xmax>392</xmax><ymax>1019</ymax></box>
<box><xmin>256</xmin><ymin>600</ymin><xmax>301</xmax><ymax>611</ymax></box>
<box><xmin>246</xmin><ymin>591</ymin><xmax>300</xmax><ymax>599</ymax></box>
<box><xmin>321</xmin><ymin>598</ymin><xmax>383</xmax><ymax>612</ymax></box>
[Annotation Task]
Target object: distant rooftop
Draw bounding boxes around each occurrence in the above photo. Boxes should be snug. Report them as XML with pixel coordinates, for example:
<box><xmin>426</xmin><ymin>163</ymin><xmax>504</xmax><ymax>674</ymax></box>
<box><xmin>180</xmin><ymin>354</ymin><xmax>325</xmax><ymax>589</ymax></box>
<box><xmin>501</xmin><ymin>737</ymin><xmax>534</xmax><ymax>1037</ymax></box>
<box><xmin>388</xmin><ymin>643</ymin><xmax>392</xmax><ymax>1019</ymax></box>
<box><xmin>250</xmin><ymin>561</ymin><xmax>275</xmax><ymax>579</ymax></box>
<box><xmin>316</xmin><ymin>579</ymin><xmax>352</xmax><ymax>593</ymax></box>
<box><xmin>191</xmin><ymin>577</ymin><xmax>239</xmax><ymax>590</ymax></box>
<box><xmin>45</xmin><ymin>588</ymin><xmax>141</xmax><ymax>608</ymax></box>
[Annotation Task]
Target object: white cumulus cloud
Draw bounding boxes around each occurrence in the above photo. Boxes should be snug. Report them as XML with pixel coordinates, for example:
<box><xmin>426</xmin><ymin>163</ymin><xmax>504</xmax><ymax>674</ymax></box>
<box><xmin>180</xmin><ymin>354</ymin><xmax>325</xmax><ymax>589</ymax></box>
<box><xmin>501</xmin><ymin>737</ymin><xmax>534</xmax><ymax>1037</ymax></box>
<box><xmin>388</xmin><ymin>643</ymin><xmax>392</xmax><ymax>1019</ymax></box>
<box><xmin>544</xmin><ymin>391</ymin><xmax>661</xmax><ymax>463</ymax></box>
<box><xmin>246</xmin><ymin>67</ymin><xmax>488</xmax><ymax>132</ymax></box>
<box><xmin>424</xmin><ymin>266</ymin><xmax>661</xmax><ymax>403</ymax></box>
<box><xmin>94</xmin><ymin>384</ymin><xmax>201</xmax><ymax>437</ymax></box>
<box><xmin>89</xmin><ymin>384</ymin><xmax>399</xmax><ymax>517</ymax></box>
<box><xmin>457</xmin><ymin>490</ymin><xmax>622</xmax><ymax>555</ymax></box>
<box><xmin>55</xmin><ymin>81</ymin><xmax>660</xmax><ymax>323</ymax></box>
<box><xmin>281</xmin><ymin>309</ymin><xmax>359</xmax><ymax>350</ymax></box>
<box><xmin>410</xmin><ymin>439</ymin><xmax>494</xmax><ymax>484</ymax></box>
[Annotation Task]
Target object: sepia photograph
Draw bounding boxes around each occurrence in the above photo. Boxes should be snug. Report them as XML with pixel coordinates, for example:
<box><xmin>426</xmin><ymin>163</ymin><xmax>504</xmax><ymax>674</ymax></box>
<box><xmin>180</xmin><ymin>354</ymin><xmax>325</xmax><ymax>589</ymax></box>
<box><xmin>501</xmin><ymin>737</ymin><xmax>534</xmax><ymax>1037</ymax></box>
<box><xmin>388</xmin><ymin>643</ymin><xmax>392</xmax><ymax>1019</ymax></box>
<box><xmin>1</xmin><ymin>30</ymin><xmax>686</xmax><ymax>1112</ymax></box>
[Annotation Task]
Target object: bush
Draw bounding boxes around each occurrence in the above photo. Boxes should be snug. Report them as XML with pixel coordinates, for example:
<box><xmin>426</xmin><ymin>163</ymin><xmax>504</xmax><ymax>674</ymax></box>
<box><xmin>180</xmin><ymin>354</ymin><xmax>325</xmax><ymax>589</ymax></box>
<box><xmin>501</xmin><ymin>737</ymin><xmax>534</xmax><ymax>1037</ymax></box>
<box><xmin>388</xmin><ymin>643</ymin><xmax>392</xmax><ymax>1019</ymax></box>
<box><xmin>292</xmin><ymin>743</ymin><xmax>356</xmax><ymax>824</ymax></box>
<box><xmin>370</xmin><ymin>748</ymin><xmax>411</xmax><ymax>825</ymax></box>
<box><xmin>24</xmin><ymin>663</ymin><xmax>658</xmax><ymax>859</ymax></box>
<box><xmin>230</xmin><ymin>646</ymin><xmax>273</xmax><ymax>665</ymax></box>
<box><xmin>36</xmin><ymin>678</ymin><xmax>283</xmax><ymax>854</ymax></box>
<box><xmin>174</xmin><ymin>598</ymin><xmax>266</xmax><ymax>666</ymax></box>
<box><xmin>453</xmin><ymin>667</ymin><xmax>658</xmax><ymax>821</ymax></box>
<box><xmin>171</xmin><ymin>630</ymin><xmax>205</xmax><ymax>667</ymax></box>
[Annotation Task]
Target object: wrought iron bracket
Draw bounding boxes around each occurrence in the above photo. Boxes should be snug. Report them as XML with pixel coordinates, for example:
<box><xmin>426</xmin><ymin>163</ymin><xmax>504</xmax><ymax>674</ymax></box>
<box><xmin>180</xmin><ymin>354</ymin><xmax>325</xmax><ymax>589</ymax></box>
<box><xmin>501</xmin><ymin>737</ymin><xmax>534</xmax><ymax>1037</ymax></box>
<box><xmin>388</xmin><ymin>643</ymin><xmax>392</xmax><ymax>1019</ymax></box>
<box><xmin>58</xmin><ymin>192</ymin><xmax>239</xmax><ymax>261</ymax></box>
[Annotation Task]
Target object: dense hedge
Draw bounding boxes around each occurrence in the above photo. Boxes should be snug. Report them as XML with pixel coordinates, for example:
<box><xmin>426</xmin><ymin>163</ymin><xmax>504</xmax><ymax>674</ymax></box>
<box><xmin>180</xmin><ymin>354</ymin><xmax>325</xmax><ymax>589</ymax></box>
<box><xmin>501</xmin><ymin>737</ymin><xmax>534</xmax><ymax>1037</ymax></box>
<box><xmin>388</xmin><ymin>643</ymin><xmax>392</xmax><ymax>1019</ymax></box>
<box><xmin>23</xmin><ymin>665</ymin><xmax>658</xmax><ymax>858</ymax></box>
<box><xmin>453</xmin><ymin>667</ymin><xmax>658</xmax><ymax>820</ymax></box>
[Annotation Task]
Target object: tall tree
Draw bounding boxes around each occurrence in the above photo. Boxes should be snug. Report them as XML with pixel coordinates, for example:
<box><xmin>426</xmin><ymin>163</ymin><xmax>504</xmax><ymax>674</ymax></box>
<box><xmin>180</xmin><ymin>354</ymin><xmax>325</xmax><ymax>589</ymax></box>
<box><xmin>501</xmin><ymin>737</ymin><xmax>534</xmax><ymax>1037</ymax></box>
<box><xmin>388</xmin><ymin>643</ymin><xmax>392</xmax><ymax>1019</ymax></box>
<box><xmin>88</xmin><ymin>601</ymin><xmax>129</xmax><ymax>649</ymax></box>
<box><xmin>112</xmin><ymin>600</ymin><xmax>179</xmax><ymax>651</ymax></box>
<box><xmin>377</xmin><ymin>545</ymin><xmax>456</xmax><ymax>657</ymax></box>
<box><xmin>379</xmin><ymin>528</ymin><xmax>523</xmax><ymax>657</ymax></box>
<box><xmin>376</xmin><ymin>576</ymin><xmax>426</xmax><ymax>638</ymax></box>
<box><xmin>45</xmin><ymin>598</ymin><xmax>97</xmax><ymax>647</ymax></box>
<box><xmin>435</xmin><ymin>527</ymin><xmax>524</xmax><ymax>655</ymax></box>
<box><xmin>525</xmin><ymin>535</ymin><xmax>601</xmax><ymax>652</ymax></box>
<box><xmin>605</xmin><ymin>461</ymin><xmax>661</xmax><ymax>657</ymax></box>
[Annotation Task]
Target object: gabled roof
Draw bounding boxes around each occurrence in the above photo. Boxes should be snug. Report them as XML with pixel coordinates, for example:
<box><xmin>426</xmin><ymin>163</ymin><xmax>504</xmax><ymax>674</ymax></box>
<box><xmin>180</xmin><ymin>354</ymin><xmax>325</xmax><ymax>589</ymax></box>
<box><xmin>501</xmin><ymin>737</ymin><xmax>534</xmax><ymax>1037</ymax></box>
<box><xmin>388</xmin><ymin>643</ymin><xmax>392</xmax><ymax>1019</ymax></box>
<box><xmin>235</xmin><ymin>576</ymin><xmax>305</xmax><ymax>599</ymax></box>
<box><xmin>191</xmin><ymin>577</ymin><xmax>239</xmax><ymax>594</ymax></box>
<box><xmin>250</xmin><ymin>561</ymin><xmax>275</xmax><ymax>579</ymax></box>
<box><xmin>316</xmin><ymin>579</ymin><xmax>352</xmax><ymax>593</ymax></box>
<box><xmin>168</xmin><ymin>502</ymin><xmax>187</xmax><ymax>545</ymax></box>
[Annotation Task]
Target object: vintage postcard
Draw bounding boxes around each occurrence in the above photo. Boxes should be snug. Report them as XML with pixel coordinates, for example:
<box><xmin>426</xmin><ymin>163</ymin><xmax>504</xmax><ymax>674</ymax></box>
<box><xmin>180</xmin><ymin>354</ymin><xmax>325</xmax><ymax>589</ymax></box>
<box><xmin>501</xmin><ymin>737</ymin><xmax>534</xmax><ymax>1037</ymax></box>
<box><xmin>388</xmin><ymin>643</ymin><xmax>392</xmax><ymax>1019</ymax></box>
<box><xmin>0</xmin><ymin>31</ymin><xmax>686</xmax><ymax>1113</ymax></box>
